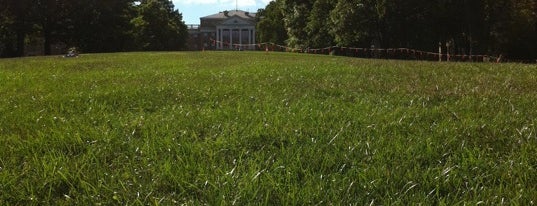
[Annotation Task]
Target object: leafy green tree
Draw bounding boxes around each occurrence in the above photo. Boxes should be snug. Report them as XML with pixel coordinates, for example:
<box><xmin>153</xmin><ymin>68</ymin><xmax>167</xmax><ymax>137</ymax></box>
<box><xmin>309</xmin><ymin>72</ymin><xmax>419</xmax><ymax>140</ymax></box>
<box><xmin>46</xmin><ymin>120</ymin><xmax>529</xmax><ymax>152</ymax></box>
<box><xmin>1</xmin><ymin>0</ymin><xmax>137</xmax><ymax>56</ymax></box>
<box><xmin>132</xmin><ymin>0</ymin><xmax>188</xmax><ymax>51</ymax></box>
<box><xmin>492</xmin><ymin>0</ymin><xmax>536</xmax><ymax>59</ymax></box>
<box><xmin>0</xmin><ymin>0</ymin><xmax>35</xmax><ymax>57</ymax></box>
<box><xmin>35</xmin><ymin>0</ymin><xmax>71</xmax><ymax>55</ymax></box>
<box><xmin>330</xmin><ymin>0</ymin><xmax>375</xmax><ymax>47</ymax></box>
<box><xmin>0</xmin><ymin>0</ymin><xmax>16</xmax><ymax>57</ymax></box>
<box><xmin>256</xmin><ymin>0</ymin><xmax>288</xmax><ymax>45</ymax></box>
<box><xmin>68</xmin><ymin>0</ymin><xmax>137</xmax><ymax>52</ymax></box>
<box><xmin>281</xmin><ymin>0</ymin><xmax>315</xmax><ymax>48</ymax></box>
<box><xmin>306</xmin><ymin>0</ymin><xmax>335</xmax><ymax>48</ymax></box>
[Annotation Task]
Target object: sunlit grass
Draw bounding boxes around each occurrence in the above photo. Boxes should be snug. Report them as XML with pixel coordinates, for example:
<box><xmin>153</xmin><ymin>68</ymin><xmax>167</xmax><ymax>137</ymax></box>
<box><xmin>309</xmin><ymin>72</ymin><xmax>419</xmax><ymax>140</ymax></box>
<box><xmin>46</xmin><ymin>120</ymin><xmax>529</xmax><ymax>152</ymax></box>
<box><xmin>1</xmin><ymin>52</ymin><xmax>536</xmax><ymax>204</ymax></box>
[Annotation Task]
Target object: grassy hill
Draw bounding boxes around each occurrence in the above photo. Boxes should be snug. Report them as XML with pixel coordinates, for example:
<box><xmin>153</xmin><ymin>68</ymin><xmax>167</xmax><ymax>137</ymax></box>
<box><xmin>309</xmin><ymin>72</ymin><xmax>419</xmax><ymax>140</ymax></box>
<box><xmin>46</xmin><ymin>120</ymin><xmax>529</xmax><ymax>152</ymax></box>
<box><xmin>1</xmin><ymin>52</ymin><xmax>536</xmax><ymax>204</ymax></box>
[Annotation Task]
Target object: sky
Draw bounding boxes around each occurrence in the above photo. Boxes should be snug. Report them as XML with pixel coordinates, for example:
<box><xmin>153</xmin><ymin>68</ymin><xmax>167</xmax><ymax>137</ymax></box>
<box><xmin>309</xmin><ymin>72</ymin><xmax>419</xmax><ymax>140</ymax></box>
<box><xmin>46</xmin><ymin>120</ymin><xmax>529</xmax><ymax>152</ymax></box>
<box><xmin>172</xmin><ymin>0</ymin><xmax>273</xmax><ymax>25</ymax></box>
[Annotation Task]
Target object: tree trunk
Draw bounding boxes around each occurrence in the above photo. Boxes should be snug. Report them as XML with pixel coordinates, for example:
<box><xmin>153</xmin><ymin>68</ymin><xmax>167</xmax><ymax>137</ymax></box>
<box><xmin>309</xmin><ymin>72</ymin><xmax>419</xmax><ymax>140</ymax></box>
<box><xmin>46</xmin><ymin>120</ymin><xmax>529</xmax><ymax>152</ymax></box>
<box><xmin>16</xmin><ymin>30</ymin><xmax>25</xmax><ymax>57</ymax></box>
<box><xmin>44</xmin><ymin>24</ymin><xmax>52</xmax><ymax>55</ymax></box>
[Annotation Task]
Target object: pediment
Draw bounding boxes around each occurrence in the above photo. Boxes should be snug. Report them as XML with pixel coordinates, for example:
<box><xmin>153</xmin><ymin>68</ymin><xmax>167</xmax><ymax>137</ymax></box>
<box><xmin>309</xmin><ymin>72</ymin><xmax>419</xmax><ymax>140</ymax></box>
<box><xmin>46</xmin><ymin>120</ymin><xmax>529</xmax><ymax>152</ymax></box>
<box><xmin>219</xmin><ymin>16</ymin><xmax>254</xmax><ymax>26</ymax></box>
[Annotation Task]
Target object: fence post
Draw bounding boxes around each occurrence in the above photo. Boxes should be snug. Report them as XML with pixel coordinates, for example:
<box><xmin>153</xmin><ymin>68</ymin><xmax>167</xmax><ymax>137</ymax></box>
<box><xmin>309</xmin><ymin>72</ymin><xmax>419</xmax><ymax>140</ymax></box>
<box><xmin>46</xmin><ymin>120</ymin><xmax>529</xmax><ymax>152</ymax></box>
<box><xmin>438</xmin><ymin>42</ymin><xmax>442</xmax><ymax>62</ymax></box>
<box><xmin>371</xmin><ymin>44</ymin><xmax>375</xmax><ymax>58</ymax></box>
<box><xmin>446</xmin><ymin>42</ymin><xmax>451</xmax><ymax>62</ymax></box>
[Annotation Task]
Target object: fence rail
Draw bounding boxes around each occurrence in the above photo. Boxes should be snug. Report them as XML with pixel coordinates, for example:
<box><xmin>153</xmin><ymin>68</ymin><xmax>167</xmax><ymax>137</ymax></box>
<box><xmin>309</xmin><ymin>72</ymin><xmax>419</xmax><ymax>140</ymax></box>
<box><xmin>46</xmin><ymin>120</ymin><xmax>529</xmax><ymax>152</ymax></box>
<box><xmin>210</xmin><ymin>39</ymin><xmax>504</xmax><ymax>63</ymax></box>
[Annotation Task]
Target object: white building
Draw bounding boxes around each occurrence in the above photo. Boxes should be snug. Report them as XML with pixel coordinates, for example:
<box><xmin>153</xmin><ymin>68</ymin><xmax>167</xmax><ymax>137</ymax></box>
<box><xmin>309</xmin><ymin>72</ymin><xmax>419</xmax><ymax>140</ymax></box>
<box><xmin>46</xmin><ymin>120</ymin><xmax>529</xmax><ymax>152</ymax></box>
<box><xmin>188</xmin><ymin>10</ymin><xmax>257</xmax><ymax>50</ymax></box>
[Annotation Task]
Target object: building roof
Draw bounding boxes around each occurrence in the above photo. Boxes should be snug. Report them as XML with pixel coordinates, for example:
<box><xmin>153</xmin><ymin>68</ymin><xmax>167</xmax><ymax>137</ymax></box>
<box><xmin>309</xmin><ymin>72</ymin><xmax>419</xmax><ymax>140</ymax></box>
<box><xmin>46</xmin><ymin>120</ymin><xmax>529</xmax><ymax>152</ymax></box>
<box><xmin>201</xmin><ymin>10</ymin><xmax>256</xmax><ymax>20</ymax></box>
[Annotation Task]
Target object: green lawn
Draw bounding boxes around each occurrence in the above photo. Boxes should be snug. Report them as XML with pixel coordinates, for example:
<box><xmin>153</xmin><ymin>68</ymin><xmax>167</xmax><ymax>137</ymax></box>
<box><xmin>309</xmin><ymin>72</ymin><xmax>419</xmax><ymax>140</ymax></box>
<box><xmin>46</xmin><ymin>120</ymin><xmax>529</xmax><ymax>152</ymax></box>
<box><xmin>1</xmin><ymin>52</ymin><xmax>536</xmax><ymax>205</ymax></box>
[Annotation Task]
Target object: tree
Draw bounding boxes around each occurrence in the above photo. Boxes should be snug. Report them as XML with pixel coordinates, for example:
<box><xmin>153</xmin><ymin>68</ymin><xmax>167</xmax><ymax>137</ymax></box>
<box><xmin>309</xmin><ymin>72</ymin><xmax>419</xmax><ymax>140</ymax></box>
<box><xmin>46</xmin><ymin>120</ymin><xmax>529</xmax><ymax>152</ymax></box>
<box><xmin>0</xmin><ymin>0</ymin><xmax>16</xmax><ymax>57</ymax></box>
<box><xmin>68</xmin><ymin>0</ymin><xmax>137</xmax><ymax>52</ymax></box>
<box><xmin>306</xmin><ymin>0</ymin><xmax>336</xmax><ymax>48</ymax></box>
<box><xmin>1</xmin><ymin>0</ymin><xmax>138</xmax><ymax>56</ymax></box>
<box><xmin>132</xmin><ymin>0</ymin><xmax>188</xmax><ymax>51</ymax></box>
<box><xmin>0</xmin><ymin>0</ymin><xmax>35</xmax><ymax>57</ymax></box>
<box><xmin>281</xmin><ymin>0</ymin><xmax>315</xmax><ymax>48</ymax></box>
<box><xmin>35</xmin><ymin>0</ymin><xmax>70</xmax><ymax>55</ymax></box>
<box><xmin>493</xmin><ymin>0</ymin><xmax>536</xmax><ymax>59</ymax></box>
<box><xmin>256</xmin><ymin>0</ymin><xmax>288</xmax><ymax>45</ymax></box>
<box><xmin>330</xmin><ymin>0</ymin><xmax>375</xmax><ymax>47</ymax></box>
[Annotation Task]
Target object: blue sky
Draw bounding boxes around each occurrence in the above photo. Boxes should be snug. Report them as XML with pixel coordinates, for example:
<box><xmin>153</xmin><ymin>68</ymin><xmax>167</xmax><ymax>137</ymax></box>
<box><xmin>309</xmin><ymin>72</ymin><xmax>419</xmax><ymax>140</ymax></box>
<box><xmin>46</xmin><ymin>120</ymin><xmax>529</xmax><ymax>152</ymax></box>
<box><xmin>172</xmin><ymin>0</ymin><xmax>272</xmax><ymax>25</ymax></box>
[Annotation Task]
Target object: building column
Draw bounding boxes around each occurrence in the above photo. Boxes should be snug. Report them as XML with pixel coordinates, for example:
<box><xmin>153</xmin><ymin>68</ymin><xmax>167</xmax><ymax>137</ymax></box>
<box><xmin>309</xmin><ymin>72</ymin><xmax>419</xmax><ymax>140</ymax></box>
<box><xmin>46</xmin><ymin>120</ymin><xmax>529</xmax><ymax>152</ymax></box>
<box><xmin>239</xmin><ymin>28</ymin><xmax>242</xmax><ymax>49</ymax></box>
<box><xmin>252</xmin><ymin>29</ymin><xmax>256</xmax><ymax>49</ymax></box>
<box><xmin>216</xmin><ymin>28</ymin><xmax>220</xmax><ymax>49</ymax></box>
<box><xmin>229</xmin><ymin>28</ymin><xmax>233</xmax><ymax>49</ymax></box>
<box><xmin>223</xmin><ymin>28</ymin><xmax>226</xmax><ymax>49</ymax></box>
<box><xmin>221</xmin><ymin>29</ymin><xmax>224</xmax><ymax>49</ymax></box>
<box><xmin>221</xmin><ymin>28</ymin><xmax>225</xmax><ymax>49</ymax></box>
<box><xmin>248</xmin><ymin>29</ymin><xmax>252</xmax><ymax>50</ymax></box>
<box><xmin>219</xmin><ymin>29</ymin><xmax>223</xmax><ymax>49</ymax></box>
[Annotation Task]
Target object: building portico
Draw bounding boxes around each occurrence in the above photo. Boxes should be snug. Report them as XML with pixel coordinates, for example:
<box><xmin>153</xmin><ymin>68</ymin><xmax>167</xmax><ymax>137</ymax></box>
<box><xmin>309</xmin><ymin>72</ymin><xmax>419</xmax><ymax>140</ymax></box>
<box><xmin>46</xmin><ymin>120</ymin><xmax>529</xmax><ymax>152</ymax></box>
<box><xmin>216</xmin><ymin>26</ymin><xmax>256</xmax><ymax>50</ymax></box>
<box><xmin>187</xmin><ymin>10</ymin><xmax>257</xmax><ymax>51</ymax></box>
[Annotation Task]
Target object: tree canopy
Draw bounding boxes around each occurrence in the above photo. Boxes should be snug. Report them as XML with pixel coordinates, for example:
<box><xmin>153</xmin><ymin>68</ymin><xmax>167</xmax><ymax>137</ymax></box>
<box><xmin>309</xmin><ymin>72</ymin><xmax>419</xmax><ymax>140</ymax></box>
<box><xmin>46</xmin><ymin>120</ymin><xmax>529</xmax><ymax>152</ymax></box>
<box><xmin>132</xmin><ymin>0</ymin><xmax>188</xmax><ymax>51</ymax></box>
<box><xmin>257</xmin><ymin>0</ymin><xmax>537</xmax><ymax>60</ymax></box>
<box><xmin>0</xmin><ymin>0</ymin><xmax>188</xmax><ymax>57</ymax></box>
<box><xmin>256</xmin><ymin>1</ymin><xmax>288</xmax><ymax>46</ymax></box>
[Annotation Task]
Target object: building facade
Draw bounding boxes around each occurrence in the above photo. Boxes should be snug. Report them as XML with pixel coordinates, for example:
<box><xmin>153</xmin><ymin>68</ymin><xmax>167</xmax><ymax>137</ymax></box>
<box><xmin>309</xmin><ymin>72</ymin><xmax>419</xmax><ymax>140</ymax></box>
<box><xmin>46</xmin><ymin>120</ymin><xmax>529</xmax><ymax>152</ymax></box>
<box><xmin>188</xmin><ymin>10</ymin><xmax>257</xmax><ymax>50</ymax></box>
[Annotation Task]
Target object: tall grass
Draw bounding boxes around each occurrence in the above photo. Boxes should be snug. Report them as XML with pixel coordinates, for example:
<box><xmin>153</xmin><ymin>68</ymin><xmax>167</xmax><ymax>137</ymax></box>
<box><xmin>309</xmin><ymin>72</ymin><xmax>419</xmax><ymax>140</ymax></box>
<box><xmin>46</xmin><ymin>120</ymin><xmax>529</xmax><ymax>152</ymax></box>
<box><xmin>1</xmin><ymin>52</ymin><xmax>536</xmax><ymax>204</ymax></box>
